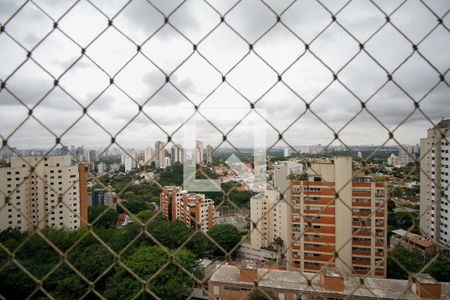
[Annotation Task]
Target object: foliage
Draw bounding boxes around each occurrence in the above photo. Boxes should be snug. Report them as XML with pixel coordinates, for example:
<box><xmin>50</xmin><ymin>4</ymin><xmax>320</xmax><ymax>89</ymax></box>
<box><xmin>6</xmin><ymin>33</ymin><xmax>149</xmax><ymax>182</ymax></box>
<box><xmin>204</xmin><ymin>181</ymin><xmax>254</xmax><ymax>208</ymax></box>
<box><xmin>88</xmin><ymin>205</ymin><xmax>119</xmax><ymax>228</ymax></box>
<box><xmin>103</xmin><ymin>246</ymin><xmax>203</xmax><ymax>300</ymax></box>
<box><xmin>135</xmin><ymin>210</ymin><xmax>154</xmax><ymax>223</ymax></box>
<box><xmin>387</xmin><ymin>245</ymin><xmax>450</xmax><ymax>282</ymax></box>
<box><xmin>120</xmin><ymin>198</ymin><xmax>152</xmax><ymax>215</ymax></box>
<box><xmin>207</xmin><ymin>224</ymin><xmax>242</xmax><ymax>255</ymax></box>
<box><xmin>0</xmin><ymin>219</ymin><xmax>207</xmax><ymax>299</ymax></box>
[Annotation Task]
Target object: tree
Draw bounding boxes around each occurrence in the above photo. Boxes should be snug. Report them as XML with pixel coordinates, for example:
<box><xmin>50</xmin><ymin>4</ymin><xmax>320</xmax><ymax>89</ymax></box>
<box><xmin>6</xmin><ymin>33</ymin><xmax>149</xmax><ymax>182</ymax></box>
<box><xmin>147</xmin><ymin>220</ymin><xmax>191</xmax><ymax>249</ymax></box>
<box><xmin>207</xmin><ymin>224</ymin><xmax>241</xmax><ymax>255</ymax></box>
<box><xmin>88</xmin><ymin>205</ymin><xmax>119</xmax><ymax>228</ymax></box>
<box><xmin>103</xmin><ymin>246</ymin><xmax>202</xmax><ymax>300</ymax></box>
<box><xmin>69</xmin><ymin>243</ymin><xmax>114</xmax><ymax>281</ymax></box>
<box><xmin>121</xmin><ymin>198</ymin><xmax>151</xmax><ymax>215</ymax></box>
<box><xmin>135</xmin><ymin>210</ymin><xmax>154</xmax><ymax>223</ymax></box>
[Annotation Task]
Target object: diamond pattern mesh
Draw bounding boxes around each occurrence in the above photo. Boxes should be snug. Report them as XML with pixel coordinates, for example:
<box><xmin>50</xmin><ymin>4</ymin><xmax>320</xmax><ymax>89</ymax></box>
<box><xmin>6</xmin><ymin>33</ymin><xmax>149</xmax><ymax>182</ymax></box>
<box><xmin>0</xmin><ymin>0</ymin><xmax>449</xmax><ymax>299</ymax></box>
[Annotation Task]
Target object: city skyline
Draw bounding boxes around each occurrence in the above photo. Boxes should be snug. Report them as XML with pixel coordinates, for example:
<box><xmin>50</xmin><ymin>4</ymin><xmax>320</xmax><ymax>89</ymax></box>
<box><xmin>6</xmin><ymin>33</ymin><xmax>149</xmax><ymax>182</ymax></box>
<box><xmin>0</xmin><ymin>1</ymin><xmax>449</xmax><ymax>149</ymax></box>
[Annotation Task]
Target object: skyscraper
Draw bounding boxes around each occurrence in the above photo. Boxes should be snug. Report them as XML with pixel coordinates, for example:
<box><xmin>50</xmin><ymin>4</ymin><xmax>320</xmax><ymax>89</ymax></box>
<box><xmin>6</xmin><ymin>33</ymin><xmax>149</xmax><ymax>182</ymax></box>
<box><xmin>420</xmin><ymin>119</ymin><xmax>450</xmax><ymax>244</ymax></box>
<box><xmin>206</xmin><ymin>144</ymin><xmax>213</xmax><ymax>164</ymax></box>
<box><xmin>0</xmin><ymin>155</ymin><xmax>88</xmax><ymax>231</ymax></box>
<box><xmin>196</xmin><ymin>140</ymin><xmax>204</xmax><ymax>164</ymax></box>
<box><xmin>123</xmin><ymin>150</ymin><xmax>137</xmax><ymax>172</ymax></box>
<box><xmin>155</xmin><ymin>141</ymin><xmax>165</xmax><ymax>169</ymax></box>
<box><xmin>144</xmin><ymin>146</ymin><xmax>153</xmax><ymax>166</ymax></box>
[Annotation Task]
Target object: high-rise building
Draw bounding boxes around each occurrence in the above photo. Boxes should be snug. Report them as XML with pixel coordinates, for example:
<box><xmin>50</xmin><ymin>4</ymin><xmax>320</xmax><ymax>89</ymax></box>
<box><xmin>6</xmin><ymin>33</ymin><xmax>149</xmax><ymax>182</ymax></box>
<box><xmin>399</xmin><ymin>146</ymin><xmax>414</xmax><ymax>166</ymax></box>
<box><xmin>87</xmin><ymin>149</ymin><xmax>97</xmax><ymax>163</ymax></box>
<box><xmin>250</xmin><ymin>189</ymin><xmax>290</xmax><ymax>250</ymax></box>
<box><xmin>287</xmin><ymin>156</ymin><xmax>386</xmax><ymax>277</ymax></box>
<box><xmin>160</xmin><ymin>186</ymin><xmax>187</xmax><ymax>222</ymax></box>
<box><xmin>155</xmin><ymin>141</ymin><xmax>165</xmax><ymax>169</ymax></box>
<box><xmin>206</xmin><ymin>145</ymin><xmax>213</xmax><ymax>164</ymax></box>
<box><xmin>160</xmin><ymin>186</ymin><xmax>214</xmax><ymax>232</ymax></box>
<box><xmin>273</xmin><ymin>162</ymin><xmax>289</xmax><ymax>194</ymax></box>
<box><xmin>123</xmin><ymin>150</ymin><xmax>137</xmax><ymax>172</ymax></box>
<box><xmin>0</xmin><ymin>155</ymin><xmax>88</xmax><ymax>231</ymax></box>
<box><xmin>420</xmin><ymin>119</ymin><xmax>450</xmax><ymax>244</ymax></box>
<box><xmin>196</xmin><ymin>140</ymin><xmax>204</xmax><ymax>164</ymax></box>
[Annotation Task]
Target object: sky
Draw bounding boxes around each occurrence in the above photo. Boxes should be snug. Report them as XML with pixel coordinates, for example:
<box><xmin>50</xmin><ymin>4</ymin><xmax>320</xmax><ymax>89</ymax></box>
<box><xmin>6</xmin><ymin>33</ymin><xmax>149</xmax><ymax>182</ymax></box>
<box><xmin>0</xmin><ymin>0</ymin><xmax>449</xmax><ymax>152</ymax></box>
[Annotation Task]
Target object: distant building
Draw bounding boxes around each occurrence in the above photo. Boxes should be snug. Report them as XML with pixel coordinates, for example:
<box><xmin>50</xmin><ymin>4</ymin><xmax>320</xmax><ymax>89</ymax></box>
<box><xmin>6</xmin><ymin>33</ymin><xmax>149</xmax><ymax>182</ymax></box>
<box><xmin>387</xmin><ymin>153</ymin><xmax>401</xmax><ymax>167</ymax></box>
<box><xmin>206</xmin><ymin>145</ymin><xmax>213</xmax><ymax>164</ymax></box>
<box><xmin>420</xmin><ymin>119</ymin><xmax>450</xmax><ymax>244</ymax></box>
<box><xmin>144</xmin><ymin>146</ymin><xmax>153</xmax><ymax>166</ymax></box>
<box><xmin>97</xmin><ymin>162</ymin><xmax>105</xmax><ymax>175</ymax></box>
<box><xmin>170</xmin><ymin>144</ymin><xmax>183</xmax><ymax>164</ymax></box>
<box><xmin>155</xmin><ymin>141</ymin><xmax>165</xmax><ymax>168</ymax></box>
<box><xmin>399</xmin><ymin>146</ymin><xmax>414</xmax><ymax>166</ymax></box>
<box><xmin>0</xmin><ymin>155</ymin><xmax>88</xmax><ymax>231</ymax></box>
<box><xmin>110</xmin><ymin>163</ymin><xmax>121</xmax><ymax>172</ymax></box>
<box><xmin>90</xmin><ymin>186</ymin><xmax>116</xmax><ymax>209</ymax></box>
<box><xmin>390</xmin><ymin>229</ymin><xmax>436</xmax><ymax>257</ymax></box>
<box><xmin>87</xmin><ymin>149</ymin><xmax>97</xmax><ymax>163</ymax></box>
<box><xmin>196</xmin><ymin>140</ymin><xmax>204</xmax><ymax>164</ymax></box>
<box><xmin>123</xmin><ymin>150</ymin><xmax>137</xmax><ymax>172</ymax></box>
<box><xmin>160</xmin><ymin>186</ymin><xmax>214</xmax><ymax>232</ymax></box>
<box><xmin>164</xmin><ymin>157</ymin><xmax>171</xmax><ymax>168</ymax></box>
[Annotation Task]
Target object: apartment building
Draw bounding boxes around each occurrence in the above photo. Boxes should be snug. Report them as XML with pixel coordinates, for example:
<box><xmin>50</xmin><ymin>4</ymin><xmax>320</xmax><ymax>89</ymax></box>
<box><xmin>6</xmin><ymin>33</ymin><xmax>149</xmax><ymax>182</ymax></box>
<box><xmin>0</xmin><ymin>155</ymin><xmax>88</xmax><ymax>231</ymax></box>
<box><xmin>288</xmin><ymin>156</ymin><xmax>387</xmax><ymax>277</ymax></box>
<box><xmin>181</xmin><ymin>193</ymin><xmax>214</xmax><ymax>232</ymax></box>
<box><xmin>206</xmin><ymin>144</ymin><xmax>213</xmax><ymax>164</ymax></box>
<box><xmin>196</xmin><ymin>140</ymin><xmax>204</xmax><ymax>164</ymax></box>
<box><xmin>160</xmin><ymin>186</ymin><xmax>214</xmax><ymax>232</ymax></box>
<box><xmin>154</xmin><ymin>141</ymin><xmax>165</xmax><ymax>169</ymax></box>
<box><xmin>250</xmin><ymin>189</ymin><xmax>290</xmax><ymax>250</ymax></box>
<box><xmin>420</xmin><ymin>119</ymin><xmax>450</xmax><ymax>244</ymax></box>
<box><xmin>208</xmin><ymin>264</ymin><xmax>447</xmax><ymax>300</ymax></box>
<box><xmin>123</xmin><ymin>150</ymin><xmax>137</xmax><ymax>172</ymax></box>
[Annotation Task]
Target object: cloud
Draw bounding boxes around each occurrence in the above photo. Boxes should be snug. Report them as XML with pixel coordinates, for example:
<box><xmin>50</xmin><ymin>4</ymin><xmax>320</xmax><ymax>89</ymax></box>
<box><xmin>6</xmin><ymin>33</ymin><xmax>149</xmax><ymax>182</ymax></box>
<box><xmin>0</xmin><ymin>0</ymin><xmax>449</xmax><ymax>150</ymax></box>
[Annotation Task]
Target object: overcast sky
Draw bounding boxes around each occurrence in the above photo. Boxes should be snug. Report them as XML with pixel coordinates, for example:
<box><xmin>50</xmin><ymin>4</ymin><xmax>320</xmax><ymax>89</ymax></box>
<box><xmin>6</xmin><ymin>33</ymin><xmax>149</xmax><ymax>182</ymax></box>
<box><xmin>0</xmin><ymin>0</ymin><xmax>449</xmax><ymax>152</ymax></box>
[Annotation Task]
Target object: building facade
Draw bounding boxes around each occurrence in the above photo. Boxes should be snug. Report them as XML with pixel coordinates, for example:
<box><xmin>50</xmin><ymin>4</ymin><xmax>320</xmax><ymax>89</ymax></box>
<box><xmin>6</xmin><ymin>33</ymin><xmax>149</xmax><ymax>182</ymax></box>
<box><xmin>0</xmin><ymin>155</ymin><xmax>88</xmax><ymax>231</ymax></box>
<box><xmin>160</xmin><ymin>186</ymin><xmax>214</xmax><ymax>232</ymax></box>
<box><xmin>420</xmin><ymin>119</ymin><xmax>450</xmax><ymax>244</ymax></box>
<box><xmin>288</xmin><ymin>156</ymin><xmax>387</xmax><ymax>277</ymax></box>
<box><xmin>196</xmin><ymin>140</ymin><xmax>204</xmax><ymax>164</ymax></box>
<box><xmin>250</xmin><ymin>189</ymin><xmax>290</xmax><ymax>250</ymax></box>
<box><xmin>180</xmin><ymin>193</ymin><xmax>214</xmax><ymax>232</ymax></box>
<box><xmin>154</xmin><ymin>141</ymin><xmax>165</xmax><ymax>169</ymax></box>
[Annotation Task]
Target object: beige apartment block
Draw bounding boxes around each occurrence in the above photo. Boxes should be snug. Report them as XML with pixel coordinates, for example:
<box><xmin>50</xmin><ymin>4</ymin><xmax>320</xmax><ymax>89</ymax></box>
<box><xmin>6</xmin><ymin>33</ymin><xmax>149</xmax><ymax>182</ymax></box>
<box><xmin>420</xmin><ymin>119</ymin><xmax>450</xmax><ymax>245</ymax></box>
<box><xmin>0</xmin><ymin>155</ymin><xmax>87</xmax><ymax>231</ymax></box>
<box><xmin>250</xmin><ymin>189</ymin><xmax>290</xmax><ymax>251</ymax></box>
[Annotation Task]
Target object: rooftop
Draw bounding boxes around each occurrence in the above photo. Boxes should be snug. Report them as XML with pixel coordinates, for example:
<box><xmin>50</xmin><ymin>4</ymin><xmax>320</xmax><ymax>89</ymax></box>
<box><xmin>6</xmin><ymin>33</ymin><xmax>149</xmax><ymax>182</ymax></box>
<box><xmin>210</xmin><ymin>264</ymin><xmax>450</xmax><ymax>299</ymax></box>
